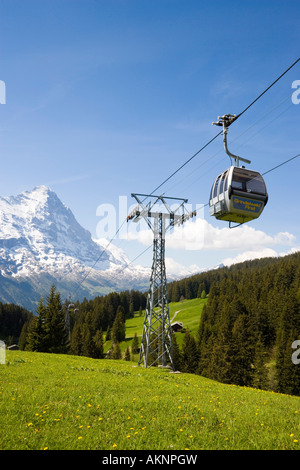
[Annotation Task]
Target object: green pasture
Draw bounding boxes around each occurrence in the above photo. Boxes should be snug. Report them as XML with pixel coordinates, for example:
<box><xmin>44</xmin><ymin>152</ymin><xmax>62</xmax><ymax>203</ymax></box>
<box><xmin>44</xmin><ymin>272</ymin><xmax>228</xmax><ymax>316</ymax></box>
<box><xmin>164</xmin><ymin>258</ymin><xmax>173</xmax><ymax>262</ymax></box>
<box><xmin>0</xmin><ymin>350</ymin><xmax>299</xmax><ymax>450</ymax></box>
<box><xmin>120</xmin><ymin>297</ymin><xmax>206</xmax><ymax>352</ymax></box>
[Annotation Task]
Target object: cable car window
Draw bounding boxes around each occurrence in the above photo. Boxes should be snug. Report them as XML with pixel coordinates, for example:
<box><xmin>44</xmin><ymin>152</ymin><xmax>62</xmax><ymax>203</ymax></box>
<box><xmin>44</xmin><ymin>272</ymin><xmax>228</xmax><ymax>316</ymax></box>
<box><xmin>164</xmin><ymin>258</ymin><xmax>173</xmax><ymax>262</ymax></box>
<box><xmin>224</xmin><ymin>171</ymin><xmax>228</xmax><ymax>192</ymax></box>
<box><xmin>231</xmin><ymin>173</ymin><xmax>244</xmax><ymax>191</ymax></box>
<box><xmin>213</xmin><ymin>175</ymin><xmax>221</xmax><ymax>198</ymax></box>
<box><xmin>246</xmin><ymin>174</ymin><xmax>266</xmax><ymax>195</ymax></box>
<box><xmin>219</xmin><ymin>172</ymin><xmax>227</xmax><ymax>195</ymax></box>
<box><xmin>231</xmin><ymin>168</ymin><xmax>266</xmax><ymax>195</ymax></box>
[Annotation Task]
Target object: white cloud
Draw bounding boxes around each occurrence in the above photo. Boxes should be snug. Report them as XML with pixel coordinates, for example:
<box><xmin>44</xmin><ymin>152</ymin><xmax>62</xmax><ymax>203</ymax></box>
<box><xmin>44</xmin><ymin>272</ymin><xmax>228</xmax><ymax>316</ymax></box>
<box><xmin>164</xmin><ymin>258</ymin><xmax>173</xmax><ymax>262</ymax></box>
<box><xmin>165</xmin><ymin>257</ymin><xmax>200</xmax><ymax>277</ymax></box>
<box><xmin>125</xmin><ymin>215</ymin><xmax>298</xmax><ymax>273</ymax></box>
<box><xmin>279</xmin><ymin>246</ymin><xmax>300</xmax><ymax>257</ymax></box>
<box><xmin>126</xmin><ymin>228</ymin><xmax>152</xmax><ymax>245</ymax></box>
<box><xmin>222</xmin><ymin>248</ymin><xmax>278</xmax><ymax>267</ymax></box>
<box><xmin>125</xmin><ymin>216</ymin><xmax>296</xmax><ymax>253</ymax></box>
<box><xmin>221</xmin><ymin>244</ymin><xmax>300</xmax><ymax>269</ymax></box>
<box><xmin>167</xmin><ymin>218</ymin><xmax>296</xmax><ymax>252</ymax></box>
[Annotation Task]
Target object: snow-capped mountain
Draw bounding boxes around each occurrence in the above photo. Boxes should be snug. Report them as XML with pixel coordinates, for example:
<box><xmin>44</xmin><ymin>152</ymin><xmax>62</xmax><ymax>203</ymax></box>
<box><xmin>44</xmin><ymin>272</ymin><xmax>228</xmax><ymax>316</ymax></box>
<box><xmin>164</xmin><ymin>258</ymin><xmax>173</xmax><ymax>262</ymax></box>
<box><xmin>0</xmin><ymin>186</ymin><xmax>150</xmax><ymax>311</ymax></box>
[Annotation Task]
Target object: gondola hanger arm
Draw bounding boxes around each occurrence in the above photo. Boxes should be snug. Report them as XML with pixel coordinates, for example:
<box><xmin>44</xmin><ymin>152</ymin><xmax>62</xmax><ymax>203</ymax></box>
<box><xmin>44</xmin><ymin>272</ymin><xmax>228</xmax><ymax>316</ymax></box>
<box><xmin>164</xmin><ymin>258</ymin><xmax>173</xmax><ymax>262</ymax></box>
<box><xmin>212</xmin><ymin>114</ymin><xmax>251</xmax><ymax>167</ymax></box>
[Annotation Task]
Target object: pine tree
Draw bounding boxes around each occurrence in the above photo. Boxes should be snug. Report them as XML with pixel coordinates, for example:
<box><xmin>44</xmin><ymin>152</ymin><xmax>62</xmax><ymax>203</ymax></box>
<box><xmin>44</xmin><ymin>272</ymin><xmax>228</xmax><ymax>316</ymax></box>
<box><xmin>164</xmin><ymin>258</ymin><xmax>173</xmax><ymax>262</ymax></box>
<box><xmin>197</xmin><ymin>305</ymin><xmax>211</xmax><ymax>376</ymax></box>
<box><xmin>81</xmin><ymin>323</ymin><xmax>95</xmax><ymax>358</ymax></box>
<box><xmin>129</xmin><ymin>300</ymin><xmax>135</xmax><ymax>317</ymax></box>
<box><xmin>131</xmin><ymin>333</ymin><xmax>139</xmax><ymax>354</ymax></box>
<box><xmin>206</xmin><ymin>321</ymin><xmax>232</xmax><ymax>384</ymax></box>
<box><xmin>197</xmin><ymin>282</ymin><xmax>206</xmax><ymax>298</ymax></box>
<box><xmin>111</xmin><ymin>342</ymin><xmax>122</xmax><ymax>359</ymax></box>
<box><xmin>171</xmin><ymin>283</ymin><xmax>180</xmax><ymax>303</ymax></box>
<box><xmin>171</xmin><ymin>332</ymin><xmax>182</xmax><ymax>371</ymax></box>
<box><xmin>105</xmin><ymin>325</ymin><xmax>111</xmax><ymax>342</ymax></box>
<box><xmin>111</xmin><ymin>309</ymin><xmax>126</xmax><ymax>344</ymax></box>
<box><xmin>184</xmin><ymin>280</ymin><xmax>192</xmax><ymax>300</ymax></box>
<box><xmin>125</xmin><ymin>347</ymin><xmax>131</xmax><ymax>361</ymax></box>
<box><xmin>18</xmin><ymin>321</ymin><xmax>30</xmax><ymax>350</ymax></box>
<box><xmin>252</xmin><ymin>334</ymin><xmax>269</xmax><ymax>390</ymax></box>
<box><xmin>44</xmin><ymin>285</ymin><xmax>68</xmax><ymax>354</ymax></box>
<box><xmin>228</xmin><ymin>313</ymin><xmax>254</xmax><ymax>387</ymax></box>
<box><xmin>93</xmin><ymin>329</ymin><xmax>104</xmax><ymax>359</ymax></box>
<box><xmin>182</xmin><ymin>331</ymin><xmax>199</xmax><ymax>373</ymax></box>
<box><xmin>70</xmin><ymin>322</ymin><xmax>83</xmax><ymax>356</ymax></box>
<box><xmin>26</xmin><ymin>296</ymin><xmax>47</xmax><ymax>352</ymax></box>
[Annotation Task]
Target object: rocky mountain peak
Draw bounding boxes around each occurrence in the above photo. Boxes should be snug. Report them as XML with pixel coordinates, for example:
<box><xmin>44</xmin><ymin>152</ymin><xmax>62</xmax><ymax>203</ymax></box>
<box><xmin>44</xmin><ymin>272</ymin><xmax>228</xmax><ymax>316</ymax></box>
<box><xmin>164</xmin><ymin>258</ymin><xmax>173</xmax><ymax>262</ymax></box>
<box><xmin>0</xmin><ymin>186</ymin><xmax>150</xmax><ymax>310</ymax></box>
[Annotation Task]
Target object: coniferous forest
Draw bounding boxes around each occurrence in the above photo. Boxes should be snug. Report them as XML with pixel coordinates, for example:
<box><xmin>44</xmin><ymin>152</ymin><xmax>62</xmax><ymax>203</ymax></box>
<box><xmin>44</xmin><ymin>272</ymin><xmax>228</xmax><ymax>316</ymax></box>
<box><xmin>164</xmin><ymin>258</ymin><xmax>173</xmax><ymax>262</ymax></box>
<box><xmin>2</xmin><ymin>251</ymin><xmax>300</xmax><ymax>396</ymax></box>
<box><xmin>196</xmin><ymin>253</ymin><xmax>300</xmax><ymax>396</ymax></box>
<box><xmin>169</xmin><ymin>252</ymin><xmax>300</xmax><ymax>395</ymax></box>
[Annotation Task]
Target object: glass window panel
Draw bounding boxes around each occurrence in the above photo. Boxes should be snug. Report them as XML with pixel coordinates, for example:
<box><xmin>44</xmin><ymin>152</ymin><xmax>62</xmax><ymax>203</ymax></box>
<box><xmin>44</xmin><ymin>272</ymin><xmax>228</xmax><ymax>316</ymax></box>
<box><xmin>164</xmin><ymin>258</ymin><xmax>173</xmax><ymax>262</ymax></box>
<box><xmin>224</xmin><ymin>171</ymin><xmax>228</xmax><ymax>192</ymax></box>
<box><xmin>231</xmin><ymin>168</ymin><xmax>266</xmax><ymax>195</ymax></box>
<box><xmin>213</xmin><ymin>176</ymin><xmax>221</xmax><ymax>198</ymax></box>
<box><xmin>246</xmin><ymin>174</ymin><xmax>266</xmax><ymax>194</ymax></box>
<box><xmin>219</xmin><ymin>172</ymin><xmax>227</xmax><ymax>195</ymax></box>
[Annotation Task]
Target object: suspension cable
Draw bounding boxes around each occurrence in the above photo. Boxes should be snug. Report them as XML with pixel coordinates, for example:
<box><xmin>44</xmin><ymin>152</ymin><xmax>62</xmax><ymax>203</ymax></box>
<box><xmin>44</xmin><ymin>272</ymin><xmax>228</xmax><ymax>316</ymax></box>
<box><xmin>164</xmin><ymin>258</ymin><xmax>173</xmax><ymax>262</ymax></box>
<box><xmin>77</xmin><ymin>58</ymin><xmax>300</xmax><ymax>290</ymax></box>
<box><xmin>262</xmin><ymin>153</ymin><xmax>300</xmax><ymax>176</ymax></box>
<box><xmin>148</xmin><ymin>58</ymin><xmax>300</xmax><ymax>198</ymax></box>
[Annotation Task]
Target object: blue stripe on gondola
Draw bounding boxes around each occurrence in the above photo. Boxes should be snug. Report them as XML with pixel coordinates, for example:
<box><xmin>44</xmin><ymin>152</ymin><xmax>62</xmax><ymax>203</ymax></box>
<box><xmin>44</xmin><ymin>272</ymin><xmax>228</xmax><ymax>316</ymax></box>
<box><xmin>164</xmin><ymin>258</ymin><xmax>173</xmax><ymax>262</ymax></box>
<box><xmin>232</xmin><ymin>196</ymin><xmax>263</xmax><ymax>213</ymax></box>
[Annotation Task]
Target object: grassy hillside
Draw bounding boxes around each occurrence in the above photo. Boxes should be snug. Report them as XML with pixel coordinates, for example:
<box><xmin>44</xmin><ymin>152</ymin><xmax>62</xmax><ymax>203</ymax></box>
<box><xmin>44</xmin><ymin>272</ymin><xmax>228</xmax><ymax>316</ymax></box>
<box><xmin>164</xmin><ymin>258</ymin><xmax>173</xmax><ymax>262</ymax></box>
<box><xmin>0</xmin><ymin>350</ymin><xmax>299</xmax><ymax>450</ymax></box>
<box><xmin>112</xmin><ymin>297</ymin><xmax>206</xmax><ymax>354</ymax></box>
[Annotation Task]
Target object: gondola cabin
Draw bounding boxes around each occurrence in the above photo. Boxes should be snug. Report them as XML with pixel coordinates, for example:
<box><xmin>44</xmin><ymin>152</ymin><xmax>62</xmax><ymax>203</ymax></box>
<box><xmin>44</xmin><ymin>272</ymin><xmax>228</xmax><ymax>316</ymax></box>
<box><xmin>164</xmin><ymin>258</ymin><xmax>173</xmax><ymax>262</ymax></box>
<box><xmin>209</xmin><ymin>166</ymin><xmax>268</xmax><ymax>225</ymax></box>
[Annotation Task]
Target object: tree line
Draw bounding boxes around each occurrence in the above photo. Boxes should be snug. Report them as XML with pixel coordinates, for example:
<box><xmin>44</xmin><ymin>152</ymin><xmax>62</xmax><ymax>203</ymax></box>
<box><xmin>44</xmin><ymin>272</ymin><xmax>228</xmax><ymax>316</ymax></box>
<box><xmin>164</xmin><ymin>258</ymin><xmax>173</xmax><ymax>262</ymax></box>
<box><xmin>0</xmin><ymin>302</ymin><xmax>33</xmax><ymax>346</ymax></box>
<box><xmin>18</xmin><ymin>286</ymin><xmax>147</xmax><ymax>360</ymax></box>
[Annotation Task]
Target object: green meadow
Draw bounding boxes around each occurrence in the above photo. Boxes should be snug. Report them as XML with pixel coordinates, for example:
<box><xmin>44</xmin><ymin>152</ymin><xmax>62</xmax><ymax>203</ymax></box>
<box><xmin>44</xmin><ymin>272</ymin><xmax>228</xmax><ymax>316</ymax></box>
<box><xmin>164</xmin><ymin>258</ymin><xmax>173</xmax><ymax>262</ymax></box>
<box><xmin>1</xmin><ymin>349</ymin><xmax>299</xmax><ymax>450</ymax></box>
<box><xmin>108</xmin><ymin>297</ymin><xmax>206</xmax><ymax>354</ymax></box>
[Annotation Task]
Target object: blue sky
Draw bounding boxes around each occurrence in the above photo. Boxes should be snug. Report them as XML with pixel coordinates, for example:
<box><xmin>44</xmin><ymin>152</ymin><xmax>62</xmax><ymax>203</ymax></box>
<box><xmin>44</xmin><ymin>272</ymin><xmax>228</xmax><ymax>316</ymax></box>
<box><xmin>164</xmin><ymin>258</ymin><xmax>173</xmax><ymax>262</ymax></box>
<box><xmin>0</xmin><ymin>0</ymin><xmax>300</xmax><ymax>277</ymax></box>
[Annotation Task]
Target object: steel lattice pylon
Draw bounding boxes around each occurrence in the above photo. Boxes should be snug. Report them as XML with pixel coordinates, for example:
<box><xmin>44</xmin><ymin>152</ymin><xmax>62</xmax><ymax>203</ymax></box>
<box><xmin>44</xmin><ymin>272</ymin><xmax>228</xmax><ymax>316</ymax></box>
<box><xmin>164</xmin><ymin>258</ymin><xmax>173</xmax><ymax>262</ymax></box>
<box><xmin>139</xmin><ymin>213</ymin><xmax>173</xmax><ymax>368</ymax></box>
<box><xmin>127</xmin><ymin>193</ymin><xmax>196</xmax><ymax>369</ymax></box>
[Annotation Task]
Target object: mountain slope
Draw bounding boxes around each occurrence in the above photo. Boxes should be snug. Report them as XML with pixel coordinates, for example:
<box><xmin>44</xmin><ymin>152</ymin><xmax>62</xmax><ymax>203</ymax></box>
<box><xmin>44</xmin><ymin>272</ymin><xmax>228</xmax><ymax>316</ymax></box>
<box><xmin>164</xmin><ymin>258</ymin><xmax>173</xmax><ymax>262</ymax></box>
<box><xmin>0</xmin><ymin>186</ymin><xmax>150</xmax><ymax>311</ymax></box>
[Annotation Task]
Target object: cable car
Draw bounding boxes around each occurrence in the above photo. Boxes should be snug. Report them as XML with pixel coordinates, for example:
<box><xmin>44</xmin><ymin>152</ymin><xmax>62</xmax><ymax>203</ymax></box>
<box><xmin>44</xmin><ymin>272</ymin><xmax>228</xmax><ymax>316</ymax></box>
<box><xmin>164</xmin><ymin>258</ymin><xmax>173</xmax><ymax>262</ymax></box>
<box><xmin>209</xmin><ymin>165</ymin><xmax>268</xmax><ymax>226</ymax></box>
<box><xmin>209</xmin><ymin>114</ymin><xmax>268</xmax><ymax>227</ymax></box>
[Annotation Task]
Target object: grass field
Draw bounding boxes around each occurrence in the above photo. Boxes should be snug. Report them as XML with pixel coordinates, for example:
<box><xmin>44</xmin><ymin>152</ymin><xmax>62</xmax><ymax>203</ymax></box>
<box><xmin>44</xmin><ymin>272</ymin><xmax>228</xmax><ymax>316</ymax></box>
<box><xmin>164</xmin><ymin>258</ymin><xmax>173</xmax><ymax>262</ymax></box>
<box><xmin>109</xmin><ymin>297</ymin><xmax>206</xmax><ymax>354</ymax></box>
<box><xmin>1</xmin><ymin>349</ymin><xmax>299</xmax><ymax>450</ymax></box>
